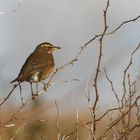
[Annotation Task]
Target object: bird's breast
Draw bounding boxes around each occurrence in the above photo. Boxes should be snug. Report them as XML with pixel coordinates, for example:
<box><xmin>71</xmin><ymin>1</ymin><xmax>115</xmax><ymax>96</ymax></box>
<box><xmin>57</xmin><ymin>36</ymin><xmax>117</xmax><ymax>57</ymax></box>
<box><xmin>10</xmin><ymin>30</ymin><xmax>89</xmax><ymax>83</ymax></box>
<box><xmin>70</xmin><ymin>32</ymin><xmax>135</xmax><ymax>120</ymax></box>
<box><xmin>39</xmin><ymin>66</ymin><xmax>54</xmax><ymax>81</ymax></box>
<box><xmin>30</xmin><ymin>72</ymin><xmax>40</xmax><ymax>82</ymax></box>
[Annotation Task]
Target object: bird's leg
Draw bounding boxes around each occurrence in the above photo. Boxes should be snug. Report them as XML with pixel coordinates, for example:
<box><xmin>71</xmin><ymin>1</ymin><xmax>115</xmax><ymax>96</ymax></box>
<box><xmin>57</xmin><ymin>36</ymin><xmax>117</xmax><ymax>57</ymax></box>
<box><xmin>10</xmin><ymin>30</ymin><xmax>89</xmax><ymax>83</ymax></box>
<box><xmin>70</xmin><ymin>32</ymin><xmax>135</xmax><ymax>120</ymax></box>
<box><xmin>41</xmin><ymin>82</ymin><xmax>48</xmax><ymax>91</ymax></box>
<box><xmin>18</xmin><ymin>82</ymin><xmax>24</xmax><ymax>106</ymax></box>
<box><xmin>30</xmin><ymin>82</ymin><xmax>35</xmax><ymax>99</ymax></box>
<box><xmin>35</xmin><ymin>82</ymin><xmax>39</xmax><ymax>96</ymax></box>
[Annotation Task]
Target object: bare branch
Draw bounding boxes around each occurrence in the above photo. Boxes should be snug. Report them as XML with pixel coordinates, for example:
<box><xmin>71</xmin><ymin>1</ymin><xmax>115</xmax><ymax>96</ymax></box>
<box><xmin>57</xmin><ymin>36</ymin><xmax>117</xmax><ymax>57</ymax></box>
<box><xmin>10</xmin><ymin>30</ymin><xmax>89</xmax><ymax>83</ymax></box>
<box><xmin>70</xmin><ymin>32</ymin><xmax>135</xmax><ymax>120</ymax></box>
<box><xmin>0</xmin><ymin>83</ymin><xmax>19</xmax><ymax>107</ymax></box>
<box><xmin>55</xmin><ymin>100</ymin><xmax>61</xmax><ymax>140</ymax></box>
<box><xmin>92</xmin><ymin>0</ymin><xmax>110</xmax><ymax>134</ymax></box>
<box><xmin>10</xmin><ymin>123</ymin><xmax>26</xmax><ymax>140</ymax></box>
<box><xmin>104</xmin><ymin>68</ymin><xmax>120</xmax><ymax>103</ymax></box>
<box><xmin>106</xmin><ymin>15</ymin><xmax>140</xmax><ymax>35</ymax></box>
<box><xmin>122</xmin><ymin>43</ymin><xmax>140</xmax><ymax>102</ymax></box>
<box><xmin>97</xmin><ymin>96</ymin><xmax>140</xmax><ymax>140</ymax></box>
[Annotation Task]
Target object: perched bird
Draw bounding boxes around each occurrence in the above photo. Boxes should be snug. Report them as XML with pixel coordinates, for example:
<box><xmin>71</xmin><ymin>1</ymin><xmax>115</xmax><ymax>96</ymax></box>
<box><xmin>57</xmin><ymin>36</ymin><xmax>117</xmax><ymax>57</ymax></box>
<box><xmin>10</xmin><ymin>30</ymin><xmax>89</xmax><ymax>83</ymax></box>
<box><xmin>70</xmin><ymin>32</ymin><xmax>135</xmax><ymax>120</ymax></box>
<box><xmin>10</xmin><ymin>42</ymin><xmax>61</xmax><ymax>96</ymax></box>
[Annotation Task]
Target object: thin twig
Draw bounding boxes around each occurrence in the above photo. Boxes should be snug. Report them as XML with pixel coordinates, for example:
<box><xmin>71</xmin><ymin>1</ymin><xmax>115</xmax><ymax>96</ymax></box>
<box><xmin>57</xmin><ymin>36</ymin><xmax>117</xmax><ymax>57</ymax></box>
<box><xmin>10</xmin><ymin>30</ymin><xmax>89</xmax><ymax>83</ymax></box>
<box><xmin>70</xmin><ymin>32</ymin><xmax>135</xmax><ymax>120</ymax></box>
<box><xmin>76</xmin><ymin>109</ymin><xmax>79</xmax><ymax>140</ymax></box>
<box><xmin>104</xmin><ymin>68</ymin><xmax>119</xmax><ymax>103</ymax></box>
<box><xmin>97</xmin><ymin>96</ymin><xmax>140</xmax><ymax>140</ymax></box>
<box><xmin>10</xmin><ymin>123</ymin><xmax>26</xmax><ymax>140</ymax></box>
<box><xmin>92</xmin><ymin>0</ymin><xmax>110</xmax><ymax>134</ymax></box>
<box><xmin>0</xmin><ymin>83</ymin><xmax>19</xmax><ymax>107</ymax></box>
<box><xmin>15</xmin><ymin>117</ymin><xmax>47</xmax><ymax>123</ymax></box>
<box><xmin>106</xmin><ymin>15</ymin><xmax>140</xmax><ymax>35</ymax></box>
<box><xmin>84</xmin><ymin>77</ymin><xmax>96</xmax><ymax>139</ymax></box>
<box><xmin>49</xmin><ymin>78</ymin><xmax>80</xmax><ymax>86</ymax></box>
<box><xmin>55</xmin><ymin>100</ymin><xmax>61</xmax><ymax>140</ymax></box>
<box><xmin>122</xmin><ymin>43</ymin><xmax>140</xmax><ymax>103</ymax></box>
<box><xmin>19</xmin><ymin>83</ymin><xmax>24</xmax><ymax>106</ymax></box>
<box><xmin>107</xmin><ymin>105</ymin><xmax>119</xmax><ymax>139</ymax></box>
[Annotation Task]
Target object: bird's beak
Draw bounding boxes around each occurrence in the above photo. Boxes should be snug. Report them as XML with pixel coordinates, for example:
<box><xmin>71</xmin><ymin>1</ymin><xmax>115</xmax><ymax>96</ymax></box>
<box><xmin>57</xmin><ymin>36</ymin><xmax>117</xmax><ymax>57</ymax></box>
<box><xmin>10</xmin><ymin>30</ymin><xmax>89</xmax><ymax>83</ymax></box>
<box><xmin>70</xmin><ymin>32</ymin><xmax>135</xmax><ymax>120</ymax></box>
<box><xmin>53</xmin><ymin>46</ymin><xmax>61</xmax><ymax>50</ymax></box>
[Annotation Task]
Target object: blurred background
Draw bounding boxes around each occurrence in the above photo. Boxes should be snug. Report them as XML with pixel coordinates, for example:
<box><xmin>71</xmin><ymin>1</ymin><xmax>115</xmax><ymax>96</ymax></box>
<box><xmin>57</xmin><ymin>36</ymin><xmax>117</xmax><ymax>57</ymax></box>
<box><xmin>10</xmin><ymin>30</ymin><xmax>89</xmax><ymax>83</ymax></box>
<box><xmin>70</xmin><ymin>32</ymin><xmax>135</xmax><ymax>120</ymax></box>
<box><xmin>0</xmin><ymin>0</ymin><xmax>140</xmax><ymax>139</ymax></box>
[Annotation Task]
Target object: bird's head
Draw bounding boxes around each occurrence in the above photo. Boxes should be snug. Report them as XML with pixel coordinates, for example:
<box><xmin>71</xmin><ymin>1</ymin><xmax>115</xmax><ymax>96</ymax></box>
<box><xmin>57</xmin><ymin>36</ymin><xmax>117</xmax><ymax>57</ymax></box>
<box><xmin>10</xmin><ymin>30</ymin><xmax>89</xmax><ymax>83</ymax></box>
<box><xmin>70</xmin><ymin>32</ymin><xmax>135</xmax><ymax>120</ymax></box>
<box><xmin>35</xmin><ymin>42</ymin><xmax>61</xmax><ymax>53</ymax></box>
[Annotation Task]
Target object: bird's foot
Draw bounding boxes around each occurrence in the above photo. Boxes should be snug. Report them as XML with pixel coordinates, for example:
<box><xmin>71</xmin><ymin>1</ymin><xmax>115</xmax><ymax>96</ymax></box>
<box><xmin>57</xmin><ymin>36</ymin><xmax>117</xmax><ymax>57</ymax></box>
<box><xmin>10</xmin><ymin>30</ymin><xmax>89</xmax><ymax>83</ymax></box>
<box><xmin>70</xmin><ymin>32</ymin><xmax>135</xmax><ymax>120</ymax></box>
<box><xmin>31</xmin><ymin>93</ymin><xmax>38</xmax><ymax>100</ymax></box>
<box><xmin>44</xmin><ymin>83</ymin><xmax>50</xmax><ymax>91</ymax></box>
<box><xmin>41</xmin><ymin>82</ymin><xmax>49</xmax><ymax>92</ymax></box>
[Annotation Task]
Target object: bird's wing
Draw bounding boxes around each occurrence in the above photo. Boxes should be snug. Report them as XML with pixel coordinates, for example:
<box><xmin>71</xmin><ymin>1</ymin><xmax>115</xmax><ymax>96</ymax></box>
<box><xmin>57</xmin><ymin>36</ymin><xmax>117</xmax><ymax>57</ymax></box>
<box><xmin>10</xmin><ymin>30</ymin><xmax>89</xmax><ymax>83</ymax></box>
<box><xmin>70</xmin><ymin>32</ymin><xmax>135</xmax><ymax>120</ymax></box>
<box><xmin>20</xmin><ymin>51</ymin><xmax>49</xmax><ymax>74</ymax></box>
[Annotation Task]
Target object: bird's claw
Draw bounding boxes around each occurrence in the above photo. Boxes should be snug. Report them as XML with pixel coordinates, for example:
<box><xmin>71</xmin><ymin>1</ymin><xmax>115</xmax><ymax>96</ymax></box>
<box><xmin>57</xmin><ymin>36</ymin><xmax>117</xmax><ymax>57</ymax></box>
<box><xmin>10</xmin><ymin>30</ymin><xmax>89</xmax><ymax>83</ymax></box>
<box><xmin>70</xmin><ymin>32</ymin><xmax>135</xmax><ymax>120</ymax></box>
<box><xmin>44</xmin><ymin>83</ymin><xmax>50</xmax><ymax>91</ymax></box>
<box><xmin>31</xmin><ymin>93</ymin><xmax>38</xmax><ymax>100</ymax></box>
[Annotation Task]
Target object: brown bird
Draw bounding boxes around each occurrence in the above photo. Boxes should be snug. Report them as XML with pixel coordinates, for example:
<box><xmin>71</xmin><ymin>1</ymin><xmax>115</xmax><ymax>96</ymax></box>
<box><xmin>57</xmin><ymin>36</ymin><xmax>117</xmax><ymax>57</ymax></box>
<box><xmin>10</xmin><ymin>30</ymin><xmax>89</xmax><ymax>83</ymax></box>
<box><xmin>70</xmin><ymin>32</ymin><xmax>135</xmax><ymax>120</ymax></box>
<box><xmin>10</xmin><ymin>42</ymin><xmax>61</xmax><ymax>96</ymax></box>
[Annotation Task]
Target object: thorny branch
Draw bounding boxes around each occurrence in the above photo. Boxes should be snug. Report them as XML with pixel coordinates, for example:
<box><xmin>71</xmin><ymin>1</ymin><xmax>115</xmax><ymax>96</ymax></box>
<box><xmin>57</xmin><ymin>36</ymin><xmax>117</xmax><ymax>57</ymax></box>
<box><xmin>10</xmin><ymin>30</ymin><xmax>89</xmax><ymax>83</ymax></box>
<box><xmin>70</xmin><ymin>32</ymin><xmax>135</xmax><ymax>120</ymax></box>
<box><xmin>104</xmin><ymin>68</ymin><xmax>119</xmax><ymax>103</ymax></box>
<box><xmin>0</xmin><ymin>83</ymin><xmax>19</xmax><ymax>107</ymax></box>
<box><xmin>55</xmin><ymin>100</ymin><xmax>61</xmax><ymax>140</ymax></box>
<box><xmin>10</xmin><ymin>123</ymin><xmax>26</xmax><ymax>140</ymax></box>
<box><xmin>61</xmin><ymin>35</ymin><xmax>140</xmax><ymax>140</ymax></box>
<box><xmin>92</xmin><ymin>0</ymin><xmax>110</xmax><ymax>134</ymax></box>
<box><xmin>106</xmin><ymin>15</ymin><xmax>140</xmax><ymax>35</ymax></box>
<box><xmin>84</xmin><ymin>77</ymin><xmax>96</xmax><ymax>139</ymax></box>
<box><xmin>0</xmin><ymin>0</ymin><xmax>140</xmax><ymax>139</ymax></box>
<box><xmin>97</xmin><ymin>96</ymin><xmax>140</xmax><ymax>140</ymax></box>
<box><xmin>85</xmin><ymin>14</ymin><xmax>140</xmax><ymax>46</ymax></box>
<box><xmin>63</xmin><ymin>88</ymin><xmax>140</xmax><ymax>140</ymax></box>
<box><xmin>122</xmin><ymin>43</ymin><xmax>140</xmax><ymax>103</ymax></box>
<box><xmin>1</xmin><ymin>1</ymin><xmax>140</xmax><ymax>111</ymax></box>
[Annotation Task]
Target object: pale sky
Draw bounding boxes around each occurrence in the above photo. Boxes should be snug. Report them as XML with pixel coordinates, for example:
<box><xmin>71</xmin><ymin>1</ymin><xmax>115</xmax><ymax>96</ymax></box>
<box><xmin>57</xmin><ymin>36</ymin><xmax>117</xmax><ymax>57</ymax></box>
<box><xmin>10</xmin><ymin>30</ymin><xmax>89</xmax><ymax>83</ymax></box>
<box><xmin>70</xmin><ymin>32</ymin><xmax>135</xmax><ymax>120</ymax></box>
<box><xmin>0</xmin><ymin>0</ymin><xmax>140</xmax><ymax>111</ymax></box>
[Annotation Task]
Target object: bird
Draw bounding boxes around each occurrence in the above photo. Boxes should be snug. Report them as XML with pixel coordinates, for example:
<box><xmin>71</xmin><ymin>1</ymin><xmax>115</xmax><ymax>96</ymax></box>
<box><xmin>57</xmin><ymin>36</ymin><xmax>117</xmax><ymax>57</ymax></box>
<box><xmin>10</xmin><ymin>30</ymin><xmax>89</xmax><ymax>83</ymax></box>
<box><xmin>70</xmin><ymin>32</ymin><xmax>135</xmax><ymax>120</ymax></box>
<box><xmin>10</xmin><ymin>42</ymin><xmax>61</xmax><ymax>97</ymax></box>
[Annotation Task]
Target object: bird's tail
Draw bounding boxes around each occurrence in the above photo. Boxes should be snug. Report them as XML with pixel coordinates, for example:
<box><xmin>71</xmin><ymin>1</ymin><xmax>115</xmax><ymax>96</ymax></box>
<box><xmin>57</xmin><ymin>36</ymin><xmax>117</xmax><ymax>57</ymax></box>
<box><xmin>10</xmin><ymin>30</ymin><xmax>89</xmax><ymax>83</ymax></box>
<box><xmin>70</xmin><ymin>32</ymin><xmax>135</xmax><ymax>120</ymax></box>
<box><xmin>10</xmin><ymin>74</ymin><xmax>24</xmax><ymax>83</ymax></box>
<box><xmin>10</xmin><ymin>78</ymin><xmax>18</xmax><ymax>83</ymax></box>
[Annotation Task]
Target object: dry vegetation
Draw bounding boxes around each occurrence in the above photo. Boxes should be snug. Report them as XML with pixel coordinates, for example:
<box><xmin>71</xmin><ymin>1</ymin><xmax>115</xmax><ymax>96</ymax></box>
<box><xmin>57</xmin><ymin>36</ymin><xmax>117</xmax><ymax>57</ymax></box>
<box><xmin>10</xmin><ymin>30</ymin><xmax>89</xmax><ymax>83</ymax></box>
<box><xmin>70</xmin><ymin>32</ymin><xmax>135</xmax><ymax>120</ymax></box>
<box><xmin>0</xmin><ymin>0</ymin><xmax>140</xmax><ymax>140</ymax></box>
